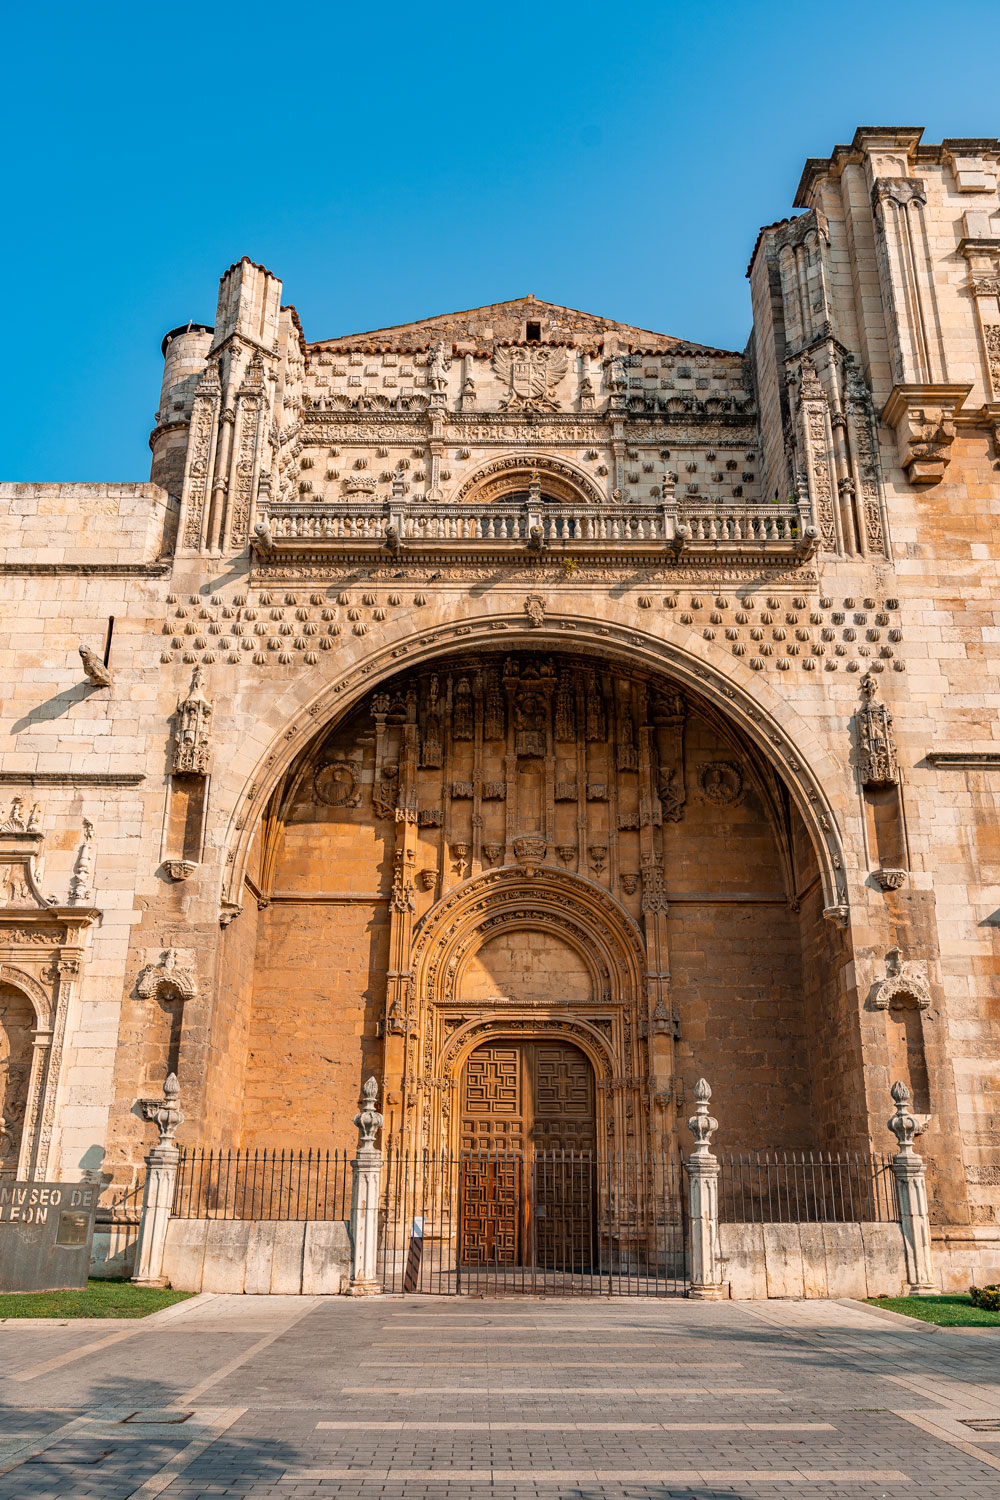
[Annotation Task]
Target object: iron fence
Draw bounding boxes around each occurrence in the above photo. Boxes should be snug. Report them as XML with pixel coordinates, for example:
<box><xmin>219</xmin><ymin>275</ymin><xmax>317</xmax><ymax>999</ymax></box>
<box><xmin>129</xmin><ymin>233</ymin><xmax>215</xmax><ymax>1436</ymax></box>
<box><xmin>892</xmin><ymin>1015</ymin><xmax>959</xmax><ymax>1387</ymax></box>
<box><xmin>172</xmin><ymin>1147</ymin><xmax>351</xmax><ymax>1220</ymax></box>
<box><xmin>97</xmin><ymin>1175</ymin><xmax>146</xmax><ymax>1224</ymax></box>
<box><xmin>717</xmin><ymin>1151</ymin><xmax>899</xmax><ymax>1224</ymax></box>
<box><xmin>378</xmin><ymin>1148</ymin><xmax>688</xmax><ymax>1296</ymax></box>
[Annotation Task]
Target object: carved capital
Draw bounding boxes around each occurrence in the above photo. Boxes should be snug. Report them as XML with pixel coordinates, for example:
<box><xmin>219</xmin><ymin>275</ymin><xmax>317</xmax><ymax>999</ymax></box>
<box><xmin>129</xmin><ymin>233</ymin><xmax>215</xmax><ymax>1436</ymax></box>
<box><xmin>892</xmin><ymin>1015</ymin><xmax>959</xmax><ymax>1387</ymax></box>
<box><xmin>881</xmin><ymin>383</ymin><xmax>971</xmax><ymax>485</ymax></box>
<box><xmin>137</xmin><ymin>948</ymin><xmax>197</xmax><ymax>1001</ymax></box>
<box><xmin>870</xmin><ymin>947</ymin><xmax>932</xmax><ymax>1011</ymax></box>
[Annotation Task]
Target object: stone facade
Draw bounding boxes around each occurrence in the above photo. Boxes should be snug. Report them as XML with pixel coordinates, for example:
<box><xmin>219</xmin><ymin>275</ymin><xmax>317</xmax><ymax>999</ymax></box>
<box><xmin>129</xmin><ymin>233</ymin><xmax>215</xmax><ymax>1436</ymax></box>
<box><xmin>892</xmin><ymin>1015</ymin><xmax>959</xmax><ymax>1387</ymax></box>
<box><xmin>2</xmin><ymin>126</ymin><xmax>1000</xmax><ymax>1290</ymax></box>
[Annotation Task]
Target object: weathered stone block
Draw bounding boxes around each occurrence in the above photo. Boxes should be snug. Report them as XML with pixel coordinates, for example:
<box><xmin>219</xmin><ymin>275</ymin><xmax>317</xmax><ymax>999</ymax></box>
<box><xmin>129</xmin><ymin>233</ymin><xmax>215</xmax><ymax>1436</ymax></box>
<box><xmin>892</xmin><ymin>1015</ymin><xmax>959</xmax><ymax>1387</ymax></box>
<box><xmin>161</xmin><ymin>1219</ymin><xmax>208</xmax><ymax>1292</ymax></box>
<box><xmin>302</xmin><ymin>1220</ymin><xmax>351</xmax><ymax>1294</ymax></box>
<box><xmin>269</xmin><ymin>1222</ymin><xmax>306</xmax><ymax>1294</ymax></box>
<box><xmin>761</xmin><ymin>1224</ymin><xmax>805</xmax><ymax>1298</ymax></box>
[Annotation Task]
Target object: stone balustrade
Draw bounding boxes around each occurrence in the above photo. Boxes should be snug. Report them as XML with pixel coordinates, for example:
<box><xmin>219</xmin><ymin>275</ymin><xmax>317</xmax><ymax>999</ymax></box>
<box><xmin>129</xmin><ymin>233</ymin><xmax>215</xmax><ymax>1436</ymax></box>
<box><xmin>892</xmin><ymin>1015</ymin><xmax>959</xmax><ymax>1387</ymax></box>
<box><xmin>254</xmin><ymin>496</ymin><xmax>813</xmax><ymax>556</ymax></box>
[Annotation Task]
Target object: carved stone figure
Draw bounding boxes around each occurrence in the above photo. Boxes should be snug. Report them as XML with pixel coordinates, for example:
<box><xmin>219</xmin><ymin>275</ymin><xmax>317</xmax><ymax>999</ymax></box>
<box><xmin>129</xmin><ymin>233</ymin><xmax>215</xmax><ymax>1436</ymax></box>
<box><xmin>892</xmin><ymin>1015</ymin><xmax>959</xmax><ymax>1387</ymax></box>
<box><xmin>173</xmin><ymin>667</ymin><xmax>213</xmax><ymax>775</ymax></box>
<box><xmin>79</xmin><ymin>642</ymin><xmax>112</xmax><ymax>687</ymax></box>
<box><xmin>68</xmin><ymin>820</ymin><xmax>95</xmax><ymax>904</ymax></box>
<box><xmin>698</xmin><ymin>761</ymin><xmax>744</xmax><ymax>805</ymax></box>
<box><xmin>857</xmin><ymin>673</ymin><xmax>899</xmax><ymax>786</ymax></box>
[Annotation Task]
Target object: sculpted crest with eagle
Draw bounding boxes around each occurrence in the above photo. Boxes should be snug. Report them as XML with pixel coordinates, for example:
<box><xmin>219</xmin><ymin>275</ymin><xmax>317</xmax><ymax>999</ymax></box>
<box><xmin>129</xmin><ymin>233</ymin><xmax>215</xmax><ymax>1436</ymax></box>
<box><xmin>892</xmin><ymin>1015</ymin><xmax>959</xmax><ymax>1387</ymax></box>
<box><xmin>491</xmin><ymin>345</ymin><xmax>570</xmax><ymax>412</ymax></box>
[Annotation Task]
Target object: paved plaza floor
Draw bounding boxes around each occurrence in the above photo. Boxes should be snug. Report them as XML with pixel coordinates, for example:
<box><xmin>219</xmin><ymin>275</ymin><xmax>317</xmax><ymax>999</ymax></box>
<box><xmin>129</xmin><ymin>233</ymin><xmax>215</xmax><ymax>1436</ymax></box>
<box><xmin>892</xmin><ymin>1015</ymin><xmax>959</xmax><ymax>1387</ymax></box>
<box><xmin>2</xmin><ymin>1294</ymin><xmax>1000</xmax><ymax>1498</ymax></box>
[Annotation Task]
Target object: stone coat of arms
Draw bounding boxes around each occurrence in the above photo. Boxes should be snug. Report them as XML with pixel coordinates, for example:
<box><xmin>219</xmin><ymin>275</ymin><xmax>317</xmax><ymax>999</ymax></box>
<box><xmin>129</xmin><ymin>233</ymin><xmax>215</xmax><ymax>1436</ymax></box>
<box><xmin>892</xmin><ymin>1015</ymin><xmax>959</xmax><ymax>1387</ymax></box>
<box><xmin>492</xmin><ymin>346</ymin><xmax>569</xmax><ymax>412</ymax></box>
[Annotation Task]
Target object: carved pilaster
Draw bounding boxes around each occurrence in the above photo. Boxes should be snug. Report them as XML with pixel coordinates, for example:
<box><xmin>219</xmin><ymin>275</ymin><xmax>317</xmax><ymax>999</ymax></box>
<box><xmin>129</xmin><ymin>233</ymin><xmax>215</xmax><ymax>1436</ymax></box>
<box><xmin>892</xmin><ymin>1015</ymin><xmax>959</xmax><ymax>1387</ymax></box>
<box><xmin>179</xmin><ymin>362</ymin><xmax>222</xmax><ymax>550</ymax></box>
<box><xmin>788</xmin><ymin>354</ymin><xmax>836</xmax><ymax>550</ymax></box>
<box><xmin>228</xmin><ymin>355</ymin><xmax>267</xmax><ymax>549</ymax></box>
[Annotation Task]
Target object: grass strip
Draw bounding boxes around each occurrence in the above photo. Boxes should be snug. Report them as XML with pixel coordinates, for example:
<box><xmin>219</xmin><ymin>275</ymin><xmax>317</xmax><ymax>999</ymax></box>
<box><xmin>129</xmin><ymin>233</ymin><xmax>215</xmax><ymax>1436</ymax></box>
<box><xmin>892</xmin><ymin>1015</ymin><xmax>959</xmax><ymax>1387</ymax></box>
<box><xmin>867</xmin><ymin>1293</ymin><xmax>1000</xmax><ymax>1327</ymax></box>
<box><xmin>0</xmin><ymin>1278</ymin><xmax>192</xmax><ymax>1319</ymax></box>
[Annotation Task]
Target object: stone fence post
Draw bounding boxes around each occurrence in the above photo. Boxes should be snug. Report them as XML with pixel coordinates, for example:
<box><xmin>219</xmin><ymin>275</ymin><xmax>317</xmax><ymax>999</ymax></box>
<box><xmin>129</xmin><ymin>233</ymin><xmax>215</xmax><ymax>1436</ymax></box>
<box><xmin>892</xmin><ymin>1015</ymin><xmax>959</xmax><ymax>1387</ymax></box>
<box><xmin>687</xmin><ymin>1077</ymin><xmax>725</xmax><ymax>1299</ymax></box>
<box><xmin>348</xmin><ymin>1076</ymin><xmax>384</xmax><ymax>1296</ymax></box>
<box><xmin>132</xmin><ymin>1073</ymin><xmax>183</xmax><ymax>1287</ymax></box>
<box><xmin>887</xmin><ymin>1080</ymin><xmax>936</xmax><ymax>1294</ymax></box>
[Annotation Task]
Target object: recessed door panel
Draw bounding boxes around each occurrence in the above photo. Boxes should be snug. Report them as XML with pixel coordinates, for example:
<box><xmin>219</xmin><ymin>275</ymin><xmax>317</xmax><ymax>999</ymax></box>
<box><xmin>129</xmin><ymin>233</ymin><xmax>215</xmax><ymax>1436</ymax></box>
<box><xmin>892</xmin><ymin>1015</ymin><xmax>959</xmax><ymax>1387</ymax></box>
<box><xmin>459</xmin><ymin>1040</ymin><xmax>596</xmax><ymax>1268</ymax></box>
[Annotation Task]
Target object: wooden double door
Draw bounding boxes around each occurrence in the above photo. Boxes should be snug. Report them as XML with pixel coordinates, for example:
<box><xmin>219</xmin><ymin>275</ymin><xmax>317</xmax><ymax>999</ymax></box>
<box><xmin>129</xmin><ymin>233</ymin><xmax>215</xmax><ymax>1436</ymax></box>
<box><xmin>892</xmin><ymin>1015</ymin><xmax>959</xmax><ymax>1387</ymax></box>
<box><xmin>459</xmin><ymin>1040</ymin><xmax>597</xmax><ymax>1268</ymax></box>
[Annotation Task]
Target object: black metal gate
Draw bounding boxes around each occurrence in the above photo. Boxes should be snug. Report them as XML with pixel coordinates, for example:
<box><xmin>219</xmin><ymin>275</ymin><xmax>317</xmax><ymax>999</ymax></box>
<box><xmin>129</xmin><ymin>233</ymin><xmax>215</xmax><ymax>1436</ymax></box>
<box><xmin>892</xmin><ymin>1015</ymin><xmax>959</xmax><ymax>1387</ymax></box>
<box><xmin>378</xmin><ymin>1148</ymin><xmax>687</xmax><ymax>1295</ymax></box>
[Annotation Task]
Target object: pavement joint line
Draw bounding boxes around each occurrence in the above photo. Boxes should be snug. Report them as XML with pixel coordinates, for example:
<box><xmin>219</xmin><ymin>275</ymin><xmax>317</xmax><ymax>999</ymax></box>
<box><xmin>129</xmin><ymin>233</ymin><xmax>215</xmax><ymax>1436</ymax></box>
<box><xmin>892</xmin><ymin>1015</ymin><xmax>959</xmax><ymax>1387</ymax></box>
<box><xmin>1</xmin><ymin>1293</ymin><xmax>220</xmax><ymax>1364</ymax></box>
<box><xmin>371</xmin><ymin>1339</ymin><xmax>705</xmax><ymax>1347</ymax></box>
<box><xmin>273</xmin><ymin>1468</ymin><xmax>912</xmax><ymax>1485</ymax></box>
<box><xmin>314</xmin><ymin>1420</ymin><xmax>835</xmax><ymax>1431</ymax></box>
<box><xmin>338</xmin><ymin>1385</ymin><xmax>784</xmax><ymax>1394</ymax></box>
<box><xmin>6</xmin><ymin>1327</ymin><xmax>150</xmax><ymax>1384</ymax></box>
<box><xmin>357</xmin><ymin>1360</ymin><xmax>744</xmax><ymax>1367</ymax></box>
<box><xmin>117</xmin><ymin>1405</ymin><xmax>247</xmax><ymax>1500</ymax></box>
<box><xmin>173</xmin><ymin>1300</ymin><xmax>319</xmax><ymax>1406</ymax></box>
<box><xmin>0</xmin><ymin>1415</ymin><xmax>99</xmax><ymax>1477</ymax></box>
<box><xmin>892</xmin><ymin>1408</ymin><xmax>1000</xmax><ymax>1475</ymax></box>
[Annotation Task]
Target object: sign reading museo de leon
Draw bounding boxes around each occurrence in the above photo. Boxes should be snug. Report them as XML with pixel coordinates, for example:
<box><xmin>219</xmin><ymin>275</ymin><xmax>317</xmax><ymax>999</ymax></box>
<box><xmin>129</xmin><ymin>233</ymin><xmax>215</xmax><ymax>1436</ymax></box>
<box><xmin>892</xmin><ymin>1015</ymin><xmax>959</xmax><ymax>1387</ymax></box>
<box><xmin>0</xmin><ymin>1180</ymin><xmax>98</xmax><ymax>1292</ymax></box>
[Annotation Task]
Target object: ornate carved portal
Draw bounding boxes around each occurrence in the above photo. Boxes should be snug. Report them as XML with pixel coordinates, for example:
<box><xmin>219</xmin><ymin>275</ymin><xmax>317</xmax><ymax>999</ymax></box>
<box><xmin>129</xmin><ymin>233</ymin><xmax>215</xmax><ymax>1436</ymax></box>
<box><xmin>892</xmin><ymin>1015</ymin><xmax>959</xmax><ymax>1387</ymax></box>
<box><xmin>0</xmin><ymin>804</ymin><xmax>98</xmax><ymax>1177</ymax></box>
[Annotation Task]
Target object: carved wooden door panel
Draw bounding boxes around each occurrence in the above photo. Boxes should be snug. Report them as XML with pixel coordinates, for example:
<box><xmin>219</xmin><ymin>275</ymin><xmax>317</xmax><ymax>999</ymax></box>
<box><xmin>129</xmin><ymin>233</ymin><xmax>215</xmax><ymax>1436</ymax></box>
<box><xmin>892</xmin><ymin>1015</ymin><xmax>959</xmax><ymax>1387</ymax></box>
<box><xmin>459</xmin><ymin>1040</ymin><xmax>595</xmax><ymax>1268</ymax></box>
<box><xmin>459</xmin><ymin>1044</ymin><xmax>524</xmax><ymax>1265</ymax></box>
<box><xmin>532</xmin><ymin>1042</ymin><xmax>596</xmax><ymax>1270</ymax></box>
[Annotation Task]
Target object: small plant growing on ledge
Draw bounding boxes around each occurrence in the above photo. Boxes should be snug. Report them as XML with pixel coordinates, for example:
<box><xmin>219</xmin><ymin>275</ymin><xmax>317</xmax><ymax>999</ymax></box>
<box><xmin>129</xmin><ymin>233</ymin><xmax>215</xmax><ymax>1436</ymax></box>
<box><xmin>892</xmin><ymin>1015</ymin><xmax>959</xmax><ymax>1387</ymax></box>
<box><xmin>560</xmin><ymin>558</ymin><xmax>578</xmax><ymax>575</ymax></box>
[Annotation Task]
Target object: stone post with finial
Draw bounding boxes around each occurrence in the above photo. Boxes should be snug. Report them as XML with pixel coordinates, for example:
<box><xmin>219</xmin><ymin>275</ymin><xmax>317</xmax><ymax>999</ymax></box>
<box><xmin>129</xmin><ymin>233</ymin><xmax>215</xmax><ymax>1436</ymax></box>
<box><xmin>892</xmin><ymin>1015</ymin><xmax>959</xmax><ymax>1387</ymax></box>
<box><xmin>348</xmin><ymin>1076</ymin><xmax>384</xmax><ymax>1296</ymax></box>
<box><xmin>132</xmin><ymin>1073</ymin><xmax>183</xmax><ymax>1287</ymax></box>
<box><xmin>687</xmin><ymin>1077</ymin><xmax>725</xmax><ymax>1299</ymax></box>
<box><xmin>887</xmin><ymin>1080</ymin><xmax>936</xmax><ymax>1294</ymax></box>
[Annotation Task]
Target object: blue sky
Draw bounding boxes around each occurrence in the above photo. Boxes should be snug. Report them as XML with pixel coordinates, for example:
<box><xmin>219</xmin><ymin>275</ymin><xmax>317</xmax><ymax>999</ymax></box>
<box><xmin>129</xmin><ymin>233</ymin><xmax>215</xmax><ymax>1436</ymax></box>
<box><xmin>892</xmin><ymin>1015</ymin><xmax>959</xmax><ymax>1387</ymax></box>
<box><xmin>2</xmin><ymin>0</ymin><xmax>997</xmax><ymax>480</ymax></box>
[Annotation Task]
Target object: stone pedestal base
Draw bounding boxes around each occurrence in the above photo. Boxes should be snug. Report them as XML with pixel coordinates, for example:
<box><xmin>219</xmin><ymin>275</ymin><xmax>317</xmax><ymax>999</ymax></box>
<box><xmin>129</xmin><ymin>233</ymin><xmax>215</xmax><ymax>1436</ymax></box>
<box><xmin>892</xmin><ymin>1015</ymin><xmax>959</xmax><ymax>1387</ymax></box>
<box><xmin>346</xmin><ymin>1277</ymin><xmax>382</xmax><ymax>1297</ymax></box>
<box><xmin>688</xmin><ymin>1282</ymin><xmax>728</xmax><ymax>1300</ymax></box>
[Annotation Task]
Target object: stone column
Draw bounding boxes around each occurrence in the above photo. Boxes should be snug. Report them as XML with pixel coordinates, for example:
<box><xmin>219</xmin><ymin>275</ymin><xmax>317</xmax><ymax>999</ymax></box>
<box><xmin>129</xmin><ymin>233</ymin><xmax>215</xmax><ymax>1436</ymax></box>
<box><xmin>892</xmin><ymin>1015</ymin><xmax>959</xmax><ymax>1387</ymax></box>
<box><xmin>348</xmin><ymin>1077</ymin><xmax>384</xmax><ymax>1296</ymax></box>
<box><xmin>887</xmin><ymin>1080</ymin><xmax>936</xmax><ymax>1294</ymax></box>
<box><xmin>132</xmin><ymin>1074</ymin><xmax>183</xmax><ymax>1287</ymax></box>
<box><xmin>687</xmin><ymin>1078</ymin><xmax>725</xmax><ymax>1299</ymax></box>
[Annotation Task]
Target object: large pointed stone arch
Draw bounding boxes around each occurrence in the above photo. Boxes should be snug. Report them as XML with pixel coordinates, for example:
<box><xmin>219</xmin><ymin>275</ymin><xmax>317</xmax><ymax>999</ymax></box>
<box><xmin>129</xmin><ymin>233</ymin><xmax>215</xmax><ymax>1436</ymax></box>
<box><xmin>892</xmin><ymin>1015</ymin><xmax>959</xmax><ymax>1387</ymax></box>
<box><xmin>221</xmin><ymin>608</ymin><xmax>851</xmax><ymax>922</ymax></box>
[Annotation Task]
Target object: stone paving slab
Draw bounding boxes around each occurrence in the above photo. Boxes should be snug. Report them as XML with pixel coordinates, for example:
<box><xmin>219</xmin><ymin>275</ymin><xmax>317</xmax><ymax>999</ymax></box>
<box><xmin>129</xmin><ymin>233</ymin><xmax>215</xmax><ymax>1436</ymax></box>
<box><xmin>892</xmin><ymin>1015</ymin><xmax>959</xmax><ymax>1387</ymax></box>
<box><xmin>2</xmin><ymin>1296</ymin><xmax>1000</xmax><ymax>1497</ymax></box>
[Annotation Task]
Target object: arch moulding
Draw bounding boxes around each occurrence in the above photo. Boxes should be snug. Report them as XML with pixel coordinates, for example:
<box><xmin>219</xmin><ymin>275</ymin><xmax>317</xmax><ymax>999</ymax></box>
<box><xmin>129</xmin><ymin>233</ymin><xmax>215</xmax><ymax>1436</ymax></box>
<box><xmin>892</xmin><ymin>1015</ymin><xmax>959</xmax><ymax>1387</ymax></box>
<box><xmin>450</xmin><ymin>452</ymin><xmax>605</xmax><ymax>508</ymax></box>
<box><xmin>411</xmin><ymin>866</ymin><xmax>646</xmax><ymax>1013</ymax></box>
<box><xmin>222</xmin><ymin>610</ymin><xmax>851</xmax><ymax>918</ymax></box>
